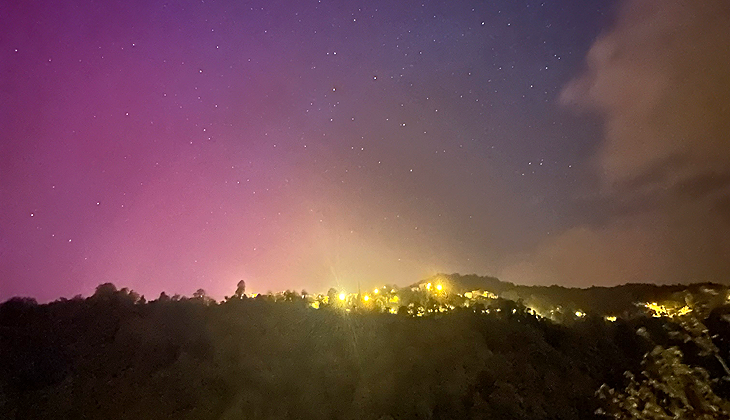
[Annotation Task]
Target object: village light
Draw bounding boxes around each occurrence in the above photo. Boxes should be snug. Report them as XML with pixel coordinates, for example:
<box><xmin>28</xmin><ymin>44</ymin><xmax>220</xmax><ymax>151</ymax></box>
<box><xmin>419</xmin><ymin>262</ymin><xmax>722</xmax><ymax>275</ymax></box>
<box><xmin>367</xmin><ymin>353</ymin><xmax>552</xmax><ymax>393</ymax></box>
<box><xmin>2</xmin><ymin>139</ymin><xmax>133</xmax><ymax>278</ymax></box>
<box><xmin>426</xmin><ymin>283</ymin><xmax>432</xmax><ymax>290</ymax></box>
<box><xmin>373</xmin><ymin>288</ymin><xmax>379</xmax><ymax>294</ymax></box>
<box><xmin>436</xmin><ymin>284</ymin><xmax>443</xmax><ymax>291</ymax></box>
<box><xmin>363</xmin><ymin>295</ymin><xmax>370</xmax><ymax>302</ymax></box>
<box><xmin>677</xmin><ymin>306</ymin><xmax>692</xmax><ymax>316</ymax></box>
<box><xmin>339</xmin><ymin>293</ymin><xmax>346</xmax><ymax>301</ymax></box>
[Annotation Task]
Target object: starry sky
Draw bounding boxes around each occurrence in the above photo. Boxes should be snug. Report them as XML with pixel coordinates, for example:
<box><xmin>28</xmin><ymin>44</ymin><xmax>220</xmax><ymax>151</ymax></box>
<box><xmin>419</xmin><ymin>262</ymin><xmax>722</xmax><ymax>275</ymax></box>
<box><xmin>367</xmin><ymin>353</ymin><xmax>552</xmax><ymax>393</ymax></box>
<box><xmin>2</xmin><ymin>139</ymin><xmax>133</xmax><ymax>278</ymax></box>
<box><xmin>2</xmin><ymin>0</ymin><xmax>730</xmax><ymax>302</ymax></box>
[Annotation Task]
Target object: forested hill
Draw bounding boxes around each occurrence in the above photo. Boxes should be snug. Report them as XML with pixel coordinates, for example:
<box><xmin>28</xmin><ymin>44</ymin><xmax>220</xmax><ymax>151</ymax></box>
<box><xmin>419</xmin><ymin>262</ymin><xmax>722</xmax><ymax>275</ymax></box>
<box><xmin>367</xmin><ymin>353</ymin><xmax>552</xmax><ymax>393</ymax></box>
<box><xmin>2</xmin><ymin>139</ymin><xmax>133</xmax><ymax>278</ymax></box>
<box><xmin>0</xmin><ymin>287</ymin><xmax>650</xmax><ymax>420</ymax></box>
<box><xmin>420</xmin><ymin>273</ymin><xmax>729</xmax><ymax>318</ymax></box>
<box><xmin>3</xmin><ymin>281</ymin><xmax>730</xmax><ymax>419</ymax></box>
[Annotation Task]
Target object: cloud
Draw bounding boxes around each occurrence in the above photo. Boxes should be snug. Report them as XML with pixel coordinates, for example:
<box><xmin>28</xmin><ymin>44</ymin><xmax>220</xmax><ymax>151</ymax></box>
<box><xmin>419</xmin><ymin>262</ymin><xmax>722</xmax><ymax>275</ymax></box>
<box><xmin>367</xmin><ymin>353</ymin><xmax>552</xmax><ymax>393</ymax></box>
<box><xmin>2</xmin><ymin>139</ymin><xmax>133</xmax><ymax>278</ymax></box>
<box><xmin>562</xmin><ymin>0</ymin><xmax>730</xmax><ymax>189</ymax></box>
<box><xmin>502</xmin><ymin>0</ymin><xmax>730</xmax><ymax>286</ymax></box>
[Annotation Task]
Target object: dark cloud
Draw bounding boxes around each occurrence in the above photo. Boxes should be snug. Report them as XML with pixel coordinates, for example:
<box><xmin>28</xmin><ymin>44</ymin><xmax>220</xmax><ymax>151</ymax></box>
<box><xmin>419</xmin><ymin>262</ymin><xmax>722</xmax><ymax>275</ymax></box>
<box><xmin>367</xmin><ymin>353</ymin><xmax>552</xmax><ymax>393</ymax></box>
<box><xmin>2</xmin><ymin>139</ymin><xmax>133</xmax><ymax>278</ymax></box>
<box><xmin>502</xmin><ymin>0</ymin><xmax>730</xmax><ymax>286</ymax></box>
<box><xmin>715</xmin><ymin>196</ymin><xmax>730</xmax><ymax>224</ymax></box>
<box><xmin>672</xmin><ymin>172</ymin><xmax>730</xmax><ymax>201</ymax></box>
<box><xmin>561</xmin><ymin>0</ymin><xmax>730</xmax><ymax>189</ymax></box>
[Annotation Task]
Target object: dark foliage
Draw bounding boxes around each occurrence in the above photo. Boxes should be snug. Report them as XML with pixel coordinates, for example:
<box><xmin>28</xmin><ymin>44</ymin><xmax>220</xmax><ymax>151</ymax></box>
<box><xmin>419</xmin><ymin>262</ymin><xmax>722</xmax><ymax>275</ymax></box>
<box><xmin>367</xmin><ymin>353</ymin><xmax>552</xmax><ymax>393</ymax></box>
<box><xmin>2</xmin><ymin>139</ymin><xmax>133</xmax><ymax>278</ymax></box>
<box><xmin>1</xmin><ymin>282</ymin><xmax>729</xmax><ymax>420</ymax></box>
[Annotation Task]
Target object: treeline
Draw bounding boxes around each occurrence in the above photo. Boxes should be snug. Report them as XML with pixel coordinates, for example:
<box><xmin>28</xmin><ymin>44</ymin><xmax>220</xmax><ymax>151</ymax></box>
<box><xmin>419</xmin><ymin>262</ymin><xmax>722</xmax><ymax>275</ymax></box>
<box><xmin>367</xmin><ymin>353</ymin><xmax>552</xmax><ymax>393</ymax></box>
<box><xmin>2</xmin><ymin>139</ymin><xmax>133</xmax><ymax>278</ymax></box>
<box><xmin>2</xmin><ymin>283</ymin><xmax>730</xmax><ymax>419</ymax></box>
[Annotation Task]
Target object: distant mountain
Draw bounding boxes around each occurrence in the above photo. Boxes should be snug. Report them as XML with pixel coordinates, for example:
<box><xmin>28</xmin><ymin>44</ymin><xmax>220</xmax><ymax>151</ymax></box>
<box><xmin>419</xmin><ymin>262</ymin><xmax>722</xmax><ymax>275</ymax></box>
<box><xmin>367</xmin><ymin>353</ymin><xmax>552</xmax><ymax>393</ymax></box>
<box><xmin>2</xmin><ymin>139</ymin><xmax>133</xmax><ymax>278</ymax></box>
<box><xmin>416</xmin><ymin>274</ymin><xmax>729</xmax><ymax>318</ymax></box>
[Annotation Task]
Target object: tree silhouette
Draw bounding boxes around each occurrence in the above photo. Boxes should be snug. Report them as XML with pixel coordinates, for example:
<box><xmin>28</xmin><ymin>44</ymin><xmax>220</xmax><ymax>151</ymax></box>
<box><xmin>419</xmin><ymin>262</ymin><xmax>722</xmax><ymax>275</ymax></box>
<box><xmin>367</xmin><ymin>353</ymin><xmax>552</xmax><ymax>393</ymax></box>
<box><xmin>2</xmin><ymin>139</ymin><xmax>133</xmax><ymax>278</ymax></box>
<box><xmin>92</xmin><ymin>282</ymin><xmax>117</xmax><ymax>299</ymax></box>
<box><xmin>598</xmin><ymin>318</ymin><xmax>730</xmax><ymax>419</ymax></box>
<box><xmin>234</xmin><ymin>280</ymin><xmax>246</xmax><ymax>298</ymax></box>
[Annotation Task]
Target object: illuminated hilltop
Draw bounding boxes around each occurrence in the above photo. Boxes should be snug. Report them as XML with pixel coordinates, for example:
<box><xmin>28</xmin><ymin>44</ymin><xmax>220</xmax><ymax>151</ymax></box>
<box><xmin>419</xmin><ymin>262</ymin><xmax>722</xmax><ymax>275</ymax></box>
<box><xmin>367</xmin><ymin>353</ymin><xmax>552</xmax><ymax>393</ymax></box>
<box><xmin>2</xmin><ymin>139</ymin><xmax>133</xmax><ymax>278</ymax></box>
<box><xmin>240</xmin><ymin>273</ymin><xmax>730</xmax><ymax>323</ymax></box>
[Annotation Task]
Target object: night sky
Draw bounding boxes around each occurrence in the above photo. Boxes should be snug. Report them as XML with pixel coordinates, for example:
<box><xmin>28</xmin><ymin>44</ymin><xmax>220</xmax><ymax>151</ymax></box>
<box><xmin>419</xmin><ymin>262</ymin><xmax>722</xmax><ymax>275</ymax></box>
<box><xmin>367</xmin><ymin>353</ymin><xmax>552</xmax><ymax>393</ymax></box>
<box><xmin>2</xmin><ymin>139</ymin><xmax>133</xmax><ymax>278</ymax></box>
<box><xmin>2</xmin><ymin>0</ymin><xmax>729</xmax><ymax>302</ymax></box>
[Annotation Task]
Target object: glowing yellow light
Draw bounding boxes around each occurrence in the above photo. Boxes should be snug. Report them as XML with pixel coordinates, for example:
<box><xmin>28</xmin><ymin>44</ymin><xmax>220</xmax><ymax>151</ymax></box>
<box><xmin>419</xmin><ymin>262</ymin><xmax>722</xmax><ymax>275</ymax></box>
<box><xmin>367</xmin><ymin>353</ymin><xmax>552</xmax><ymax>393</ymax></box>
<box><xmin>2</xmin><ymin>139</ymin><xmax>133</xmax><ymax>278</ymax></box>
<box><xmin>645</xmin><ymin>302</ymin><xmax>693</xmax><ymax>318</ymax></box>
<box><xmin>310</xmin><ymin>301</ymin><xmax>320</xmax><ymax>309</ymax></box>
<box><xmin>363</xmin><ymin>295</ymin><xmax>370</xmax><ymax>302</ymax></box>
<box><xmin>373</xmin><ymin>288</ymin><xmax>379</xmax><ymax>294</ymax></box>
<box><xmin>464</xmin><ymin>292</ymin><xmax>473</xmax><ymax>299</ymax></box>
<box><xmin>645</xmin><ymin>302</ymin><xmax>668</xmax><ymax>317</ymax></box>
<box><xmin>338</xmin><ymin>293</ymin><xmax>346</xmax><ymax>301</ymax></box>
<box><xmin>575</xmin><ymin>311</ymin><xmax>585</xmax><ymax>318</ymax></box>
<box><xmin>605</xmin><ymin>316</ymin><xmax>617</xmax><ymax>322</ymax></box>
<box><xmin>436</xmin><ymin>284</ymin><xmax>443</xmax><ymax>291</ymax></box>
<box><xmin>426</xmin><ymin>283</ymin><xmax>432</xmax><ymax>290</ymax></box>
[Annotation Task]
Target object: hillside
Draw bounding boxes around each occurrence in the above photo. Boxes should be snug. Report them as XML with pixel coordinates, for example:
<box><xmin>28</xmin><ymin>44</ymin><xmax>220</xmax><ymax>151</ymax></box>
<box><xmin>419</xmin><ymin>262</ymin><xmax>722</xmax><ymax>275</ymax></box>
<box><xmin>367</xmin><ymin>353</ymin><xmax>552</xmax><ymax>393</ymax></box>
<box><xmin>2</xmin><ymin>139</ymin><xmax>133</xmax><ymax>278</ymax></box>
<box><xmin>3</xmin><ymin>281</ymin><xmax>730</xmax><ymax>419</ymax></box>
<box><xmin>417</xmin><ymin>274</ymin><xmax>729</xmax><ymax>319</ymax></box>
